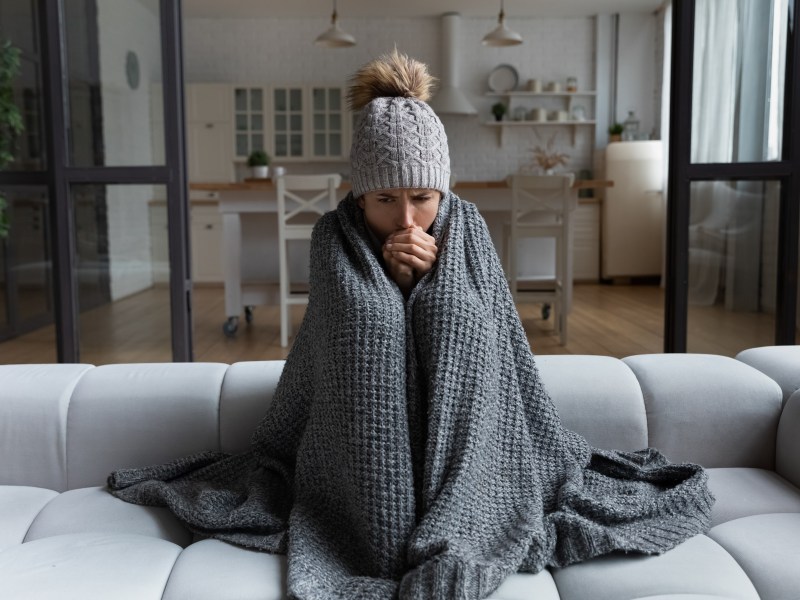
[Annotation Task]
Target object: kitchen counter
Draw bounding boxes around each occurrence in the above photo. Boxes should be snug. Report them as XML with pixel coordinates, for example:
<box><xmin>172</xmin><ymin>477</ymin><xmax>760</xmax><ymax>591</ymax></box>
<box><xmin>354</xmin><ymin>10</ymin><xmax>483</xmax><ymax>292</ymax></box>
<box><xmin>189</xmin><ymin>178</ymin><xmax>611</xmax><ymax>200</ymax></box>
<box><xmin>172</xmin><ymin>178</ymin><xmax>607</xmax><ymax>296</ymax></box>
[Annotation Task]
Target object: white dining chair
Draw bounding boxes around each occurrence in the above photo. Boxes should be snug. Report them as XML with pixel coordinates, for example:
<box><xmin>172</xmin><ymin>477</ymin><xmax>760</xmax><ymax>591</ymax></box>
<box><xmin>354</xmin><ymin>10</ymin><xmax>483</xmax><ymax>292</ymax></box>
<box><xmin>504</xmin><ymin>173</ymin><xmax>576</xmax><ymax>345</ymax></box>
<box><xmin>276</xmin><ymin>174</ymin><xmax>341</xmax><ymax>347</ymax></box>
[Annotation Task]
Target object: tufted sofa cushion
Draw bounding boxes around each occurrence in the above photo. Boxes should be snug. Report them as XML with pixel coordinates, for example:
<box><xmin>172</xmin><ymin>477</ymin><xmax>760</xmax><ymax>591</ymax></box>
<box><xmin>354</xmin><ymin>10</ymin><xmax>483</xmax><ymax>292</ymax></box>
<box><xmin>1</xmin><ymin>349</ymin><xmax>799</xmax><ymax>600</ymax></box>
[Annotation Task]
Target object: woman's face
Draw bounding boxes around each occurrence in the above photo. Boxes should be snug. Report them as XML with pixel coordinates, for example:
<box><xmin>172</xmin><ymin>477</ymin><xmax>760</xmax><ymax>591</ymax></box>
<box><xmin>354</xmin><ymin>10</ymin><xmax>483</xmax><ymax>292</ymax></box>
<box><xmin>358</xmin><ymin>188</ymin><xmax>441</xmax><ymax>242</ymax></box>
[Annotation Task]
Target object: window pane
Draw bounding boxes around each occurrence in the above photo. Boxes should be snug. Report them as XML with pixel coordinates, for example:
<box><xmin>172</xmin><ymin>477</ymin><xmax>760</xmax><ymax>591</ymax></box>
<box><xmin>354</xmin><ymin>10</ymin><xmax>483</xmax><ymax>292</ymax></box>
<box><xmin>274</xmin><ymin>89</ymin><xmax>286</xmax><ymax>112</ymax></box>
<box><xmin>314</xmin><ymin>114</ymin><xmax>325</xmax><ymax>131</ymax></box>
<box><xmin>64</xmin><ymin>0</ymin><xmax>165</xmax><ymax>167</ymax></box>
<box><xmin>275</xmin><ymin>134</ymin><xmax>287</xmax><ymax>156</ymax></box>
<box><xmin>251</xmin><ymin>134</ymin><xmax>263</xmax><ymax>152</ymax></box>
<box><xmin>72</xmin><ymin>184</ymin><xmax>172</xmax><ymax>363</ymax></box>
<box><xmin>0</xmin><ymin>1</ymin><xmax>46</xmax><ymax>171</ymax></box>
<box><xmin>290</xmin><ymin>115</ymin><xmax>302</xmax><ymax>131</ymax></box>
<box><xmin>329</xmin><ymin>114</ymin><xmax>341</xmax><ymax>131</ymax></box>
<box><xmin>251</xmin><ymin>114</ymin><xmax>263</xmax><ymax>131</ymax></box>
<box><xmin>330</xmin><ymin>133</ymin><xmax>341</xmax><ymax>156</ymax></box>
<box><xmin>691</xmin><ymin>0</ymin><xmax>787</xmax><ymax>163</ymax></box>
<box><xmin>313</xmin><ymin>88</ymin><xmax>325</xmax><ymax>111</ymax></box>
<box><xmin>236</xmin><ymin>114</ymin><xmax>248</xmax><ymax>131</ymax></box>
<box><xmin>235</xmin><ymin>88</ymin><xmax>247</xmax><ymax>111</ymax></box>
<box><xmin>274</xmin><ymin>114</ymin><xmax>286</xmax><ymax>131</ymax></box>
<box><xmin>329</xmin><ymin>88</ymin><xmax>341</xmax><ymax>111</ymax></box>
<box><xmin>289</xmin><ymin>89</ymin><xmax>302</xmax><ymax>111</ymax></box>
<box><xmin>0</xmin><ymin>186</ymin><xmax>56</xmax><ymax>363</ymax></box>
<box><xmin>314</xmin><ymin>133</ymin><xmax>325</xmax><ymax>156</ymax></box>
<box><xmin>687</xmin><ymin>180</ymin><xmax>778</xmax><ymax>355</ymax></box>
<box><xmin>250</xmin><ymin>88</ymin><xmax>262</xmax><ymax>111</ymax></box>
<box><xmin>290</xmin><ymin>134</ymin><xmax>302</xmax><ymax>156</ymax></box>
<box><xmin>236</xmin><ymin>134</ymin><xmax>248</xmax><ymax>157</ymax></box>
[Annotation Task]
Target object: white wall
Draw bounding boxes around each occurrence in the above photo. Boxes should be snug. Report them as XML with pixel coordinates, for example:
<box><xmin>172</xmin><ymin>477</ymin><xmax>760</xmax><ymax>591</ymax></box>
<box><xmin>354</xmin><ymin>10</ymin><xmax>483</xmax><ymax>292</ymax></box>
<box><xmin>183</xmin><ymin>15</ymin><xmax>598</xmax><ymax>180</ymax></box>
<box><xmin>97</xmin><ymin>0</ymin><xmax>162</xmax><ymax>300</ymax></box>
<box><xmin>616</xmin><ymin>13</ymin><xmax>658</xmax><ymax>138</ymax></box>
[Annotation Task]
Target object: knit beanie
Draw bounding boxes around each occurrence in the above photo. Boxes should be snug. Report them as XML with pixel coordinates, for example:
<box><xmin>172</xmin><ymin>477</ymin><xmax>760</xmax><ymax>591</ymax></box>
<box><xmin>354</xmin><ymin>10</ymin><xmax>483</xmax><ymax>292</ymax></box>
<box><xmin>348</xmin><ymin>50</ymin><xmax>450</xmax><ymax>198</ymax></box>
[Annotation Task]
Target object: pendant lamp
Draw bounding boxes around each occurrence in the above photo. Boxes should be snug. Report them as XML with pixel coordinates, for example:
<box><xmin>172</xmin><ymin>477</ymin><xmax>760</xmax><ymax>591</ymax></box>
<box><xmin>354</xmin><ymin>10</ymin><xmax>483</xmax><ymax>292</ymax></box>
<box><xmin>482</xmin><ymin>0</ymin><xmax>523</xmax><ymax>47</ymax></box>
<box><xmin>314</xmin><ymin>0</ymin><xmax>356</xmax><ymax>48</ymax></box>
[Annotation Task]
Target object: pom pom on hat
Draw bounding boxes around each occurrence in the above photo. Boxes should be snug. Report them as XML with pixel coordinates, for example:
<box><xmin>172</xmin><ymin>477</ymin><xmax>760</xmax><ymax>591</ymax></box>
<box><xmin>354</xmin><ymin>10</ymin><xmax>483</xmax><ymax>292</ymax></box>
<box><xmin>348</xmin><ymin>50</ymin><xmax>450</xmax><ymax>198</ymax></box>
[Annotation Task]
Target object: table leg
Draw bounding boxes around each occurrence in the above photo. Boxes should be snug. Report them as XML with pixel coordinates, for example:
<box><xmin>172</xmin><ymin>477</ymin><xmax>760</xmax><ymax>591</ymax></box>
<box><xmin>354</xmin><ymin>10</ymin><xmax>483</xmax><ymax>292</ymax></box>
<box><xmin>222</xmin><ymin>212</ymin><xmax>242</xmax><ymax>319</ymax></box>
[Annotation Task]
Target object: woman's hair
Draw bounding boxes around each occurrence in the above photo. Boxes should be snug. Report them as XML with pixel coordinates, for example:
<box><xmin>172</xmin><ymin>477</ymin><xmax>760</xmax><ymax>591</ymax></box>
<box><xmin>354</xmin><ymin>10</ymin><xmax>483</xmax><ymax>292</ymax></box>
<box><xmin>348</xmin><ymin>50</ymin><xmax>450</xmax><ymax>198</ymax></box>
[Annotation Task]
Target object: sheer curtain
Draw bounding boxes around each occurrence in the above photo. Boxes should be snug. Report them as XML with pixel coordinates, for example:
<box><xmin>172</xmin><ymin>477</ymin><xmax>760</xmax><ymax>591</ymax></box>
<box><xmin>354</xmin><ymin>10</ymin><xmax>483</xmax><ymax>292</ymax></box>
<box><xmin>686</xmin><ymin>0</ymin><xmax>785</xmax><ymax>308</ymax></box>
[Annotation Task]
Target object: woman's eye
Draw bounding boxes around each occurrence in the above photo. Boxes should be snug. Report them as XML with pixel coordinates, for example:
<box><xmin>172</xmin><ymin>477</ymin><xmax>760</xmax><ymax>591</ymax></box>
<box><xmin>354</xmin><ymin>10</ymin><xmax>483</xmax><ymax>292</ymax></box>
<box><xmin>413</xmin><ymin>196</ymin><xmax>432</xmax><ymax>202</ymax></box>
<box><xmin>377</xmin><ymin>196</ymin><xmax>394</xmax><ymax>203</ymax></box>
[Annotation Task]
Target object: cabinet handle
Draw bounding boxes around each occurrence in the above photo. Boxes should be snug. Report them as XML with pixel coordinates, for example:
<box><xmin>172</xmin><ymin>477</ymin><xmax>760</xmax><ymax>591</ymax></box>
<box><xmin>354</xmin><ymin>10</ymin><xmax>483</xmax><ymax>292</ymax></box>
<box><xmin>205</xmin><ymin>224</ymin><xmax>213</xmax><ymax>230</ymax></box>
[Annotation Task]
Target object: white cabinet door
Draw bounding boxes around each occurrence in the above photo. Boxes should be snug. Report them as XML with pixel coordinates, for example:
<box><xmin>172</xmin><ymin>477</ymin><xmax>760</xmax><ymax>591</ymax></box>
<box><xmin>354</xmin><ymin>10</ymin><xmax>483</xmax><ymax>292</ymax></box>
<box><xmin>186</xmin><ymin>84</ymin><xmax>233</xmax><ymax>182</ymax></box>
<box><xmin>187</xmin><ymin>121</ymin><xmax>233</xmax><ymax>182</ymax></box>
<box><xmin>190</xmin><ymin>205</ymin><xmax>223</xmax><ymax>283</ymax></box>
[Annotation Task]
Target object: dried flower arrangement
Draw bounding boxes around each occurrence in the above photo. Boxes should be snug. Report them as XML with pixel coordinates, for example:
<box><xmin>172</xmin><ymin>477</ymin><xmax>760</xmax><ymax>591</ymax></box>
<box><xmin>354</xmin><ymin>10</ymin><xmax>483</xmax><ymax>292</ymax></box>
<box><xmin>526</xmin><ymin>131</ymin><xmax>570</xmax><ymax>173</ymax></box>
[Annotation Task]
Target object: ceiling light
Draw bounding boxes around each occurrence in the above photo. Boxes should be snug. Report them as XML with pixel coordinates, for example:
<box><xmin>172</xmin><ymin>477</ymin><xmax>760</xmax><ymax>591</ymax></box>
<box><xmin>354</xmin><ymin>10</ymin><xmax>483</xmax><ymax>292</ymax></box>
<box><xmin>315</xmin><ymin>0</ymin><xmax>356</xmax><ymax>48</ymax></box>
<box><xmin>482</xmin><ymin>0</ymin><xmax>523</xmax><ymax>47</ymax></box>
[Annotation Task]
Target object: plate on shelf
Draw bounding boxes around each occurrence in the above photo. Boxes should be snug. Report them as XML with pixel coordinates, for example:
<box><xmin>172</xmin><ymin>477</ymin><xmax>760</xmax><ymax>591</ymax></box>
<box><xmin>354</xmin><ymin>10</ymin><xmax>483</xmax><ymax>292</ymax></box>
<box><xmin>487</xmin><ymin>64</ymin><xmax>519</xmax><ymax>92</ymax></box>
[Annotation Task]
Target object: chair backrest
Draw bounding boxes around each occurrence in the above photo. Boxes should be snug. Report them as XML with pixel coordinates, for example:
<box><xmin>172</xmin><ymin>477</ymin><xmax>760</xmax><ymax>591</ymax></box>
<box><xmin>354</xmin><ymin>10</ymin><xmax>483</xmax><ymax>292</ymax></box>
<box><xmin>276</xmin><ymin>174</ymin><xmax>342</xmax><ymax>228</ymax></box>
<box><xmin>509</xmin><ymin>173</ymin><xmax>576</xmax><ymax>221</ymax></box>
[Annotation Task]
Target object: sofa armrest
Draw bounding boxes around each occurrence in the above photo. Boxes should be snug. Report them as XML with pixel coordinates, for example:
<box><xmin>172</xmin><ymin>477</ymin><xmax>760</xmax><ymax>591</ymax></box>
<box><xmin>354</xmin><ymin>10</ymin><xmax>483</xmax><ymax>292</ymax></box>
<box><xmin>736</xmin><ymin>345</ymin><xmax>800</xmax><ymax>406</ymax></box>
<box><xmin>777</xmin><ymin>389</ymin><xmax>800</xmax><ymax>488</ymax></box>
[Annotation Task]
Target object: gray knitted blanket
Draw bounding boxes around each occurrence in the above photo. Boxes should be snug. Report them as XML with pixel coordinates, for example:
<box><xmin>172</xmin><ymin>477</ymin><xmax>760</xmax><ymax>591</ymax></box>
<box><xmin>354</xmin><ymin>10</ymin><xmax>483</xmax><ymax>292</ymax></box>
<box><xmin>108</xmin><ymin>193</ymin><xmax>713</xmax><ymax>599</ymax></box>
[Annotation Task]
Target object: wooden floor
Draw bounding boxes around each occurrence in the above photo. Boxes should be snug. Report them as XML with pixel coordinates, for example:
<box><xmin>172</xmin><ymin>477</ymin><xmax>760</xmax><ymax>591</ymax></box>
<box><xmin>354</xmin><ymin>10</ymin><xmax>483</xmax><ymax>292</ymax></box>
<box><xmin>0</xmin><ymin>282</ymin><xmax>785</xmax><ymax>365</ymax></box>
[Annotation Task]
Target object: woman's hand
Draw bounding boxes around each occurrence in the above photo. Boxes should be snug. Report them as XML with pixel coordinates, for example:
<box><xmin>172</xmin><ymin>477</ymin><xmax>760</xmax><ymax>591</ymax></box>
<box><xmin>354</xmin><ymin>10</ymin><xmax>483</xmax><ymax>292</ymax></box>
<box><xmin>382</xmin><ymin>227</ymin><xmax>438</xmax><ymax>295</ymax></box>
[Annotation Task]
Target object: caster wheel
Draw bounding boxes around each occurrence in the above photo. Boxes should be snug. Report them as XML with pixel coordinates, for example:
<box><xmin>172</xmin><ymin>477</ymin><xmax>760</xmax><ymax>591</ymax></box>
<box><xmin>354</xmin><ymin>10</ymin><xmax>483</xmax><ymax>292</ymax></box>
<box><xmin>541</xmin><ymin>304</ymin><xmax>551</xmax><ymax>320</ymax></box>
<box><xmin>245</xmin><ymin>306</ymin><xmax>254</xmax><ymax>325</ymax></box>
<box><xmin>223</xmin><ymin>317</ymin><xmax>239</xmax><ymax>337</ymax></box>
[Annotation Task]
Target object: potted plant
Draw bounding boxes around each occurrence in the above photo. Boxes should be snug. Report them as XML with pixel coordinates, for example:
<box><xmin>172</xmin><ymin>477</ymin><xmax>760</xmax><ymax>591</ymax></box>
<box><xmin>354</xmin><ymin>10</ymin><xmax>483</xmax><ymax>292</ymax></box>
<box><xmin>491</xmin><ymin>102</ymin><xmax>507</xmax><ymax>122</ymax></box>
<box><xmin>608</xmin><ymin>123</ymin><xmax>624</xmax><ymax>143</ymax></box>
<box><xmin>0</xmin><ymin>39</ymin><xmax>23</xmax><ymax>239</ymax></box>
<box><xmin>247</xmin><ymin>149</ymin><xmax>270</xmax><ymax>179</ymax></box>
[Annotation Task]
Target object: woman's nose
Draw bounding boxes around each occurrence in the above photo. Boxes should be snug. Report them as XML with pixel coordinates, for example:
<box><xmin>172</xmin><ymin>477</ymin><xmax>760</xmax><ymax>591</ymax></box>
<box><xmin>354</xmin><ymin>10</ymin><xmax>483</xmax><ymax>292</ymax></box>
<box><xmin>397</xmin><ymin>199</ymin><xmax>415</xmax><ymax>229</ymax></box>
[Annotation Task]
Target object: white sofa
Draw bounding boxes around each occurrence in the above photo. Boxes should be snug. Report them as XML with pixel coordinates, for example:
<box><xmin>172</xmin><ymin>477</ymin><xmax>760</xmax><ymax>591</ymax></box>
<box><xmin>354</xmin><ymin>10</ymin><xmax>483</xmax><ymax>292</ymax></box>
<box><xmin>1</xmin><ymin>347</ymin><xmax>799</xmax><ymax>600</ymax></box>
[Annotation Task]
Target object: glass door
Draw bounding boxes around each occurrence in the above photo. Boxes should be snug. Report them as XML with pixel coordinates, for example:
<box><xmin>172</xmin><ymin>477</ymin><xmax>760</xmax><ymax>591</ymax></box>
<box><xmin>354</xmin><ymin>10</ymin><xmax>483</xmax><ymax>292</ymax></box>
<box><xmin>0</xmin><ymin>0</ymin><xmax>191</xmax><ymax>363</ymax></box>
<box><xmin>665</xmin><ymin>0</ymin><xmax>799</xmax><ymax>353</ymax></box>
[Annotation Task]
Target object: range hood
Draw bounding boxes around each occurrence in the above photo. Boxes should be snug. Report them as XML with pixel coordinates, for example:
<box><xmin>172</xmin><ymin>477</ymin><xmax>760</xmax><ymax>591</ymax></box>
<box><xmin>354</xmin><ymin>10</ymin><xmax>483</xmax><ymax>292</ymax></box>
<box><xmin>429</xmin><ymin>13</ymin><xmax>477</xmax><ymax>115</ymax></box>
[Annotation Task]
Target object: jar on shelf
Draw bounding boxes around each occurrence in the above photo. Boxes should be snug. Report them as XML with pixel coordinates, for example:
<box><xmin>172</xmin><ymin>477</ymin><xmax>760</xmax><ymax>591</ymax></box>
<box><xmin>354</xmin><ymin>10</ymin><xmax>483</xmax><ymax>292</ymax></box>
<box><xmin>622</xmin><ymin>110</ymin><xmax>640</xmax><ymax>141</ymax></box>
<box><xmin>566</xmin><ymin>77</ymin><xmax>578</xmax><ymax>92</ymax></box>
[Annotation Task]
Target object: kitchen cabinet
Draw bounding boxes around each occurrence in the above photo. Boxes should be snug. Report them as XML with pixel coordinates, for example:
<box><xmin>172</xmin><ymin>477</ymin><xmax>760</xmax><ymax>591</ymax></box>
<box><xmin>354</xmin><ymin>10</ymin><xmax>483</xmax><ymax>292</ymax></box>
<box><xmin>190</xmin><ymin>203</ymin><xmax>224</xmax><ymax>283</ymax></box>
<box><xmin>484</xmin><ymin>92</ymin><xmax>596</xmax><ymax>146</ymax></box>
<box><xmin>272</xmin><ymin>86</ymin><xmax>305</xmax><ymax>159</ymax></box>
<box><xmin>185</xmin><ymin>83</ymin><xmax>350</xmax><ymax>175</ymax></box>
<box><xmin>186</xmin><ymin>84</ymin><xmax>234</xmax><ymax>182</ymax></box>
<box><xmin>271</xmin><ymin>85</ymin><xmax>349</xmax><ymax>161</ymax></box>
<box><xmin>233</xmin><ymin>86</ymin><xmax>266</xmax><ymax>160</ymax></box>
<box><xmin>310</xmin><ymin>87</ymin><xmax>346</xmax><ymax>159</ymax></box>
<box><xmin>149</xmin><ymin>197</ymin><xmax>225</xmax><ymax>285</ymax></box>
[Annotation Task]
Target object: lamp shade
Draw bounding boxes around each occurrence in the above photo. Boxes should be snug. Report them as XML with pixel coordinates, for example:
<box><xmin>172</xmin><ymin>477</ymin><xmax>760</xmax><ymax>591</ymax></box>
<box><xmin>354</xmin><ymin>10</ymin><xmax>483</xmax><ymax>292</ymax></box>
<box><xmin>315</xmin><ymin>7</ymin><xmax>356</xmax><ymax>48</ymax></box>
<box><xmin>482</xmin><ymin>2</ymin><xmax>523</xmax><ymax>47</ymax></box>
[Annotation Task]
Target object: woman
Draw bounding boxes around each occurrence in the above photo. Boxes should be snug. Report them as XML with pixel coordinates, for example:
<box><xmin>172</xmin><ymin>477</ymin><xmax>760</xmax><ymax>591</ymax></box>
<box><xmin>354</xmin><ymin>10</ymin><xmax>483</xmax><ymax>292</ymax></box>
<box><xmin>109</xmin><ymin>51</ymin><xmax>713</xmax><ymax>599</ymax></box>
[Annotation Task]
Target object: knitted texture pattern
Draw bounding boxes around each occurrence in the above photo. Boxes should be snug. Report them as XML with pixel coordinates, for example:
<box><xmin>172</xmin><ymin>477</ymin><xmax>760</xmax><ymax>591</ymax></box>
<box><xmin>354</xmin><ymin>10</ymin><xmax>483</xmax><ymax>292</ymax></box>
<box><xmin>108</xmin><ymin>193</ymin><xmax>713</xmax><ymax>599</ymax></box>
<box><xmin>350</xmin><ymin>96</ymin><xmax>450</xmax><ymax>197</ymax></box>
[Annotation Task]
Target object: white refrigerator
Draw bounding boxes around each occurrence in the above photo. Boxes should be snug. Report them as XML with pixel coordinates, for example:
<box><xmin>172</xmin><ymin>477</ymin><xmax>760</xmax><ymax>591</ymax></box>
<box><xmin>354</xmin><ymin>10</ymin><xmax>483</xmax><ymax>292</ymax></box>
<box><xmin>602</xmin><ymin>140</ymin><xmax>664</xmax><ymax>279</ymax></box>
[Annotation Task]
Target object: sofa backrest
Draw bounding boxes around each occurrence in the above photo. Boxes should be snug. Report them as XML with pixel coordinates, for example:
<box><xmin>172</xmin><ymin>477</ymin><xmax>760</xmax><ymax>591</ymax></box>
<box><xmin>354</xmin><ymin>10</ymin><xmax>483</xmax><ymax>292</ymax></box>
<box><xmin>0</xmin><ymin>352</ymin><xmax>785</xmax><ymax>491</ymax></box>
<box><xmin>621</xmin><ymin>354</ymin><xmax>782</xmax><ymax>468</ymax></box>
